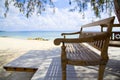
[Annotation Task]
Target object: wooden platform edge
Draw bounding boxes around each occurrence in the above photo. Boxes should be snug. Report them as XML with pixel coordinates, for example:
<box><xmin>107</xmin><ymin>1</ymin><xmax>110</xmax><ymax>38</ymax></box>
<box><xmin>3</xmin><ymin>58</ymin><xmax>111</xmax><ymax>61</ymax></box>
<box><xmin>3</xmin><ymin>66</ymin><xmax>37</xmax><ymax>72</ymax></box>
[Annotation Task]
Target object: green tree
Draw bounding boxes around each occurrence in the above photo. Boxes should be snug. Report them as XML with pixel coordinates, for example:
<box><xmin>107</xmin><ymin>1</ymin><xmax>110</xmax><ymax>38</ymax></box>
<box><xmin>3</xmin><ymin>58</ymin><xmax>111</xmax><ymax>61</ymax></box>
<box><xmin>4</xmin><ymin>0</ymin><xmax>120</xmax><ymax>23</ymax></box>
<box><xmin>69</xmin><ymin>0</ymin><xmax>120</xmax><ymax>23</ymax></box>
<box><xmin>4</xmin><ymin>0</ymin><xmax>55</xmax><ymax>18</ymax></box>
<box><xmin>69</xmin><ymin>0</ymin><xmax>113</xmax><ymax>18</ymax></box>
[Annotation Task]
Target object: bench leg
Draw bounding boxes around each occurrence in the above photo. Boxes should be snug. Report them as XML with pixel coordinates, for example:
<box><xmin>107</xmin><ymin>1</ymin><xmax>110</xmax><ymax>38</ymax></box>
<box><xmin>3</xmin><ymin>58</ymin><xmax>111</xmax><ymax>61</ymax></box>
<box><xmin>61</xmin><ymin>60</ymin><xmax>66</xmax><ymax>80</ymax></box>
<box><xmin>98</xmin><ymin>64</ymin><xmax>106</xmax><ymax>80</ymax></box>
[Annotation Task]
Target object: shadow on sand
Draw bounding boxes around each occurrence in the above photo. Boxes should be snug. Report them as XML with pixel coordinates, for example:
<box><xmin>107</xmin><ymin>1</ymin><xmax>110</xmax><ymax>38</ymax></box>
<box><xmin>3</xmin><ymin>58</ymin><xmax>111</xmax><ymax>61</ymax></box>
<box><xmin>2</xmin><ymin>47</ymin><xmax>120</xmax><ymax>80</ymax></box>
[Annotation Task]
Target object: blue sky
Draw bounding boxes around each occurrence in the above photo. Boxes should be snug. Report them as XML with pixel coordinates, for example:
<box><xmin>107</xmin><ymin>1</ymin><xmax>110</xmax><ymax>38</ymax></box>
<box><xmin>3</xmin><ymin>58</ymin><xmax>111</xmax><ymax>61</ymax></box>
<box><xmin>0</xmin><ymin>0</ymin><xmax>118</xmax><ymax>31</ymax></box>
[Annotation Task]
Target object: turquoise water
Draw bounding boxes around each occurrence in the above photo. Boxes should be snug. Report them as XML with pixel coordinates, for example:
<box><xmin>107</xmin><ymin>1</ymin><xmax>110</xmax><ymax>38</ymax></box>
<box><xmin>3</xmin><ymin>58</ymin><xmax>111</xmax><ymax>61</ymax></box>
<box><xmin>0</xmin><ymin>31</ymin><xmax>79</xmax><ymax>40</ymax></box>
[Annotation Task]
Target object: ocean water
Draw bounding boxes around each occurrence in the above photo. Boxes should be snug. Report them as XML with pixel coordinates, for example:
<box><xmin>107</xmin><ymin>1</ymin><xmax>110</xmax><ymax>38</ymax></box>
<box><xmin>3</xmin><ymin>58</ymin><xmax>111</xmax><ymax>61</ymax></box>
<box><xmin>0</xmin><ymin>31</ymin><xmax>79</xmax><ymax>40</ymax></box>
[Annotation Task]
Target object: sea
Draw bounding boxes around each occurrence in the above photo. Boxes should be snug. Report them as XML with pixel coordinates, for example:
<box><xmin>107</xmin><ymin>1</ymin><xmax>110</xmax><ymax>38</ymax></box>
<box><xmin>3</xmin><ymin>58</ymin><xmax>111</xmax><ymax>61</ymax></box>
<box><xmin>0</xmin><ymin>31</ymin><xmax>79</xmax><ymax>40</ymax></box>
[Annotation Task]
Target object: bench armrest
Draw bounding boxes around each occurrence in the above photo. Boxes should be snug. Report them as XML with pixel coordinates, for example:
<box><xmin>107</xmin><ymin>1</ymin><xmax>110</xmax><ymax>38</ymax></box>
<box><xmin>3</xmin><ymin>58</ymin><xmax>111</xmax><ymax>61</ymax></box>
<box><xmin>61</xmin><ymin>31</ymin><xmax>81</xmax><ymax>36</ymax></box>
<box><xmin>54</xmin><ymin>32</ymin><xmax>109</xmax><ymax>45</ymax></box>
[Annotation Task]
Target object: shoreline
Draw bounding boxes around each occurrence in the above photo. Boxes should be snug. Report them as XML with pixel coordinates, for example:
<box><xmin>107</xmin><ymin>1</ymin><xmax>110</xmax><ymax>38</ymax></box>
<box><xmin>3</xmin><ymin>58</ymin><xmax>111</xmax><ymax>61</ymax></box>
<box><xmin>0</xmin><ymin>36</ymin><xmax>50</xmax><ymax>41</ymax></box>
<box><xmin>0</xmin><ymin>31</ymin><xmax>65</xmax><ymax>40</ymax></box>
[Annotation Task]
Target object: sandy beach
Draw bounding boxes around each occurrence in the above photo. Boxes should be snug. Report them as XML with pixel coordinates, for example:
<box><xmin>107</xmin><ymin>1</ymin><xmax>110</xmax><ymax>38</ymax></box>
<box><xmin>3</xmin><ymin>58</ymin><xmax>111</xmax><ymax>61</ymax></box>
<box><xmin>0</xmin><ymin>37</ymin><xmax>120</xmax><ymax>80</ymax></box>
<box><xmin>0</xmin><ymin>37</ymin><xmax>56</xmax><ymax>80</ymax></box>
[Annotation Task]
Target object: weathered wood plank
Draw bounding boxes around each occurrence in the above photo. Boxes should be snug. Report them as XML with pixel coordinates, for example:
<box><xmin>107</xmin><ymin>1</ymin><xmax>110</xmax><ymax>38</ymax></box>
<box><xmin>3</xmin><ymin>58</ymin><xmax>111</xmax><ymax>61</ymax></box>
<box><xmin>81</xmin><ymin>16</ymin><xmax>115</xmax><ymax>28</ymax></box>
<box><xmin>3</xmin><ymin>50</ymin><xmax>58</xmax><ymax>72</ymax></box>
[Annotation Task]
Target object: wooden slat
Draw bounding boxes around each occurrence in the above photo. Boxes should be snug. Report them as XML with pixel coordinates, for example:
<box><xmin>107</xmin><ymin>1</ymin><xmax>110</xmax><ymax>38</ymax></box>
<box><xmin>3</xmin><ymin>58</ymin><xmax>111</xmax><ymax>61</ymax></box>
<box><xmin>80</xmin><ymin>32</ymin><xmax>105</xmax><ymax>51</ymax></box>
<box><xmin>66</xmin><ymin>43</ymin><xmax>102</xmax><ymax>66</ymax></box>
<box><xmin>101</xmin><ymin>24</ymin><xmax>120</xmax><ymax>27</ymax></box>
<box><xmin>81</xmin><ymin>16</ymin><xmax>115</xmax><ymax>28</ymax></box>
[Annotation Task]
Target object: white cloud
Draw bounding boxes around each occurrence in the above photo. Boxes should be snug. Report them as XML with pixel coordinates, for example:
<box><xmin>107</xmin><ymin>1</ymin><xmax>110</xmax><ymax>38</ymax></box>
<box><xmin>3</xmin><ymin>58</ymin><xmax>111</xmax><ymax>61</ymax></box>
<box><xmin>51</xmin><ymin>0</ymin><xmax>58</xmax><ymax>2</ymax></box>
<box><xmin>0</xmin><ymin>1</ymin><xmax>117</xmax><ymax>31</ymax></box>
<box><xmin>0</xmin><ymin>4</ymin><xmax>83</xmax><ymax>31</ymax></box>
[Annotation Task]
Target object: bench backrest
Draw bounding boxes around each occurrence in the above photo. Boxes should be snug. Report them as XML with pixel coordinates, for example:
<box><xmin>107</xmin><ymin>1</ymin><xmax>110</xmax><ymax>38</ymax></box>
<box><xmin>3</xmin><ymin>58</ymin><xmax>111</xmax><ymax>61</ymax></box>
<box><xmin>101</xmin><ymin>24</ymin><xmax>120</xmax><ymax>41</ymax></box>
<box><xmin>79</xmin><ymin>16</ymin><xmax>115</xmax><ymax>59</ymax></box>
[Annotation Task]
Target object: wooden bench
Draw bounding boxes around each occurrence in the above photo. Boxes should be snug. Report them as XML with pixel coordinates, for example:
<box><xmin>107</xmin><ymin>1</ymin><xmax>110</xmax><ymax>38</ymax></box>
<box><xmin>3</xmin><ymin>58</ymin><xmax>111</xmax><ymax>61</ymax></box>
<box><xmin>54</xmin><ymin>16</ymin><xmax>115</xmax><ymax>80</ymax></box>
<box><xmin>101</xmin><ymin>24</ymin><xmax>120</xmax><ymax>47</ymax></box>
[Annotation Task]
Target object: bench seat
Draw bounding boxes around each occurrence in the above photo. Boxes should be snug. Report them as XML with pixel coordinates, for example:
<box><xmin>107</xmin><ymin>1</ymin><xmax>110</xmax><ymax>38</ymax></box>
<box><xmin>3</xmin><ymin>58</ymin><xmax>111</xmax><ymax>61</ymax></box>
<box><xmin>66</xmin><ymin>43</ymin><xmax>102</xmax><ymax>66</ymax></box>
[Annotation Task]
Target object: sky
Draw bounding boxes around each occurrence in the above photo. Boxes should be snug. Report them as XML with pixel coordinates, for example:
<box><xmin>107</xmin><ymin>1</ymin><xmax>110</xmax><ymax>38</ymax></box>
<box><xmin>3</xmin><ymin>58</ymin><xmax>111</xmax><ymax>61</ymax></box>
<box><xmin>0</xmin><ymin>0</ymin><xmax>118</xmax><ymax>31</ymax></box>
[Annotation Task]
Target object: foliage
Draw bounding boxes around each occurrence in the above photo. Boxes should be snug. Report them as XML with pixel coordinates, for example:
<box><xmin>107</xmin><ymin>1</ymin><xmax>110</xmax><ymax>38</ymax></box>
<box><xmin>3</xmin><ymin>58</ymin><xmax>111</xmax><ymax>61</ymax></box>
<box><xmin>4</xmin><ymin>0</ymin><xmax>55</xmax><ymax>18</ymax></box>
<box><xmin>69</xmin><ymin>0</ymin><xmax>114</xmax><ymax>18</ymax></box>
<box><xmin>4</xmin><ymin>0</ymin><xmax>114</xmax><ymax>18</ymax></box>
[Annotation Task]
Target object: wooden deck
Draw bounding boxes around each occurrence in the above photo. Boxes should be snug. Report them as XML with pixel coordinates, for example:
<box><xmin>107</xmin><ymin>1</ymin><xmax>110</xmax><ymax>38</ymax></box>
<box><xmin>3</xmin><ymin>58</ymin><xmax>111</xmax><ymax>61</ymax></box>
<box><xmin>3</xmin><ymin>47</ymin><xmax>120</xmax><ymax>80</ymax></box>
<box><xmin>31</xmin><ymin>57</ymin><xmax>120</xmax><ymax>80</ymax></box>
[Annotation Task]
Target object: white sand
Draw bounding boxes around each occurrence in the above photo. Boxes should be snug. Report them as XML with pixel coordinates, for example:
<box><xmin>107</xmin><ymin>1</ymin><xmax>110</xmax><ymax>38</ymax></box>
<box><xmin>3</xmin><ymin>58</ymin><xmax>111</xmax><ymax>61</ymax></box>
<box><xmin>0</xmin><ymin>37</ymin><xmax>57</xmax><ymax>80</ymax></box>
<box><xmin>0</xmin><ymin>37</ymin><xmax>55</xmax><ymax>50</ymax></box>
<box><xmin>0</xmin><ymin>37</ymin><xmax>120</xmax><ymax>80</ymax></box>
